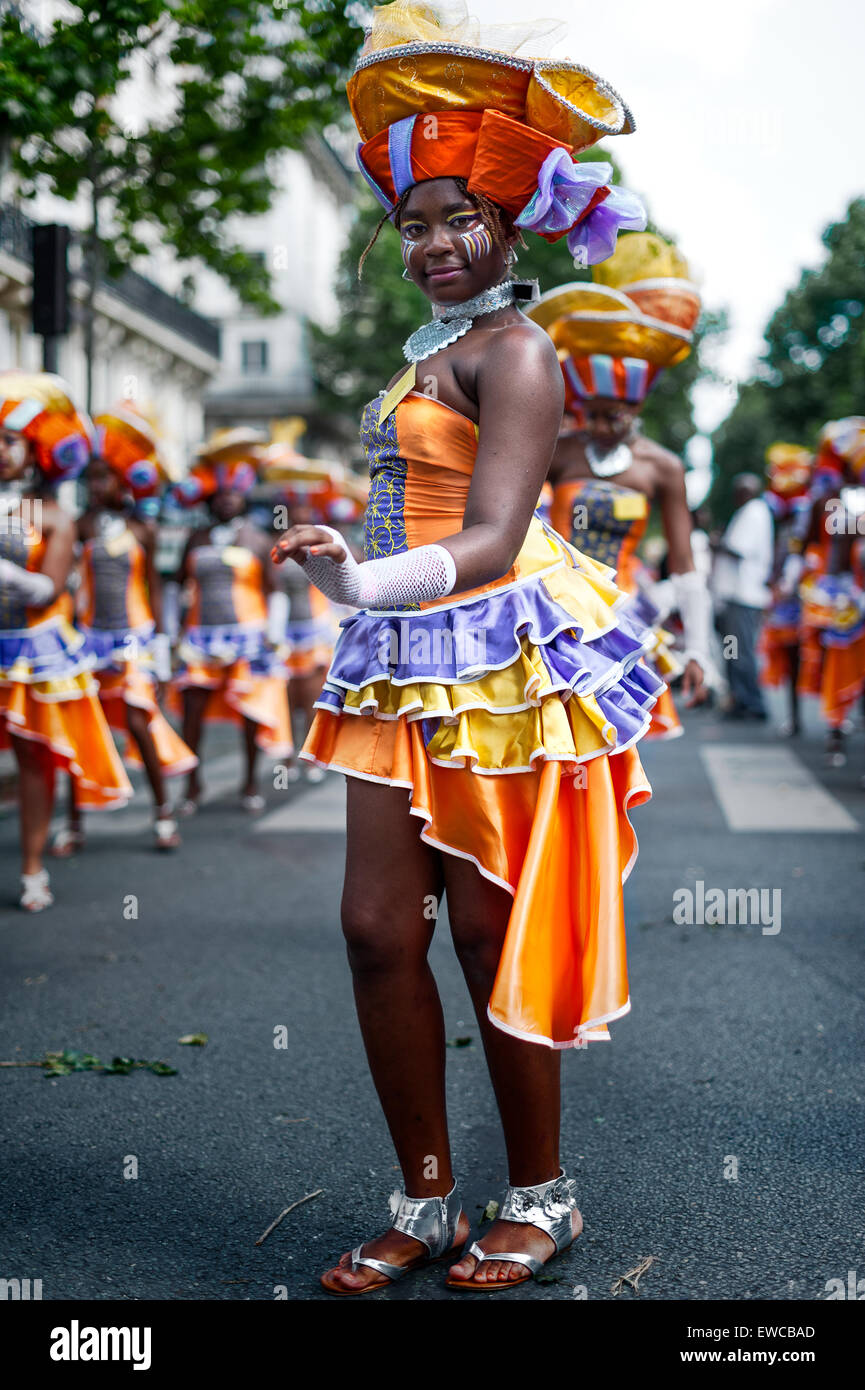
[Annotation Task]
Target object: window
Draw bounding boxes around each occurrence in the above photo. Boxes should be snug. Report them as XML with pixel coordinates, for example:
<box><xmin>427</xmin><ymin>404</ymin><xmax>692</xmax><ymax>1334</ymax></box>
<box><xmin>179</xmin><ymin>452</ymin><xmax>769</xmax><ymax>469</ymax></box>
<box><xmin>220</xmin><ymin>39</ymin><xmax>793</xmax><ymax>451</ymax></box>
<box><xmin>241</xmin><ymin>339</ymin><xmax>269</xmax><ymax>375</ymax></box>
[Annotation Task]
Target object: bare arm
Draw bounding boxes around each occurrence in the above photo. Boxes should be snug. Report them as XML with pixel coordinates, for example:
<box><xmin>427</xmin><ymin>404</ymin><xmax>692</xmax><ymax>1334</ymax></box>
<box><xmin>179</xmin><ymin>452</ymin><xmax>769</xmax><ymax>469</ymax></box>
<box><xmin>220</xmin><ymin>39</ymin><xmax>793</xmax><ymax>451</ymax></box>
<box><xmin>39</xmin><ymin>504</ymin><xmax>76</xmax><ymax>600</ymax></box>
<box><xmin>656</xmin><ymin>451</ymin><xmax>697</xmax><ymax>574</ymax></box>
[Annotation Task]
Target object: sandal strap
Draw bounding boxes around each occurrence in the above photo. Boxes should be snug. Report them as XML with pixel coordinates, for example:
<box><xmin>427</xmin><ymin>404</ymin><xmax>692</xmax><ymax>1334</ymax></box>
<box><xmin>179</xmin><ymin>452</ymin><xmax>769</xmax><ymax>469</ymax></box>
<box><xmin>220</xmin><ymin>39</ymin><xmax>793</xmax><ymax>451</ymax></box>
<box><xmin>349</xmin><ymin>1247</ymin><xmax>410</xmax><ymax>1283</ymax></box>
<box><xmin>388</xmin><ymin>1180</ymin><xmax>462</xmax><ymax>1258</ymax></box>
<box><xmin>464</xmin><ymin>1241</ymin><xmax>543</xmax><ymax>1278</ymax></box>
<box><xmin>500</xmin><ymin>1171</ymin><xmax>579</xmax><ymax>1256</ymax></box>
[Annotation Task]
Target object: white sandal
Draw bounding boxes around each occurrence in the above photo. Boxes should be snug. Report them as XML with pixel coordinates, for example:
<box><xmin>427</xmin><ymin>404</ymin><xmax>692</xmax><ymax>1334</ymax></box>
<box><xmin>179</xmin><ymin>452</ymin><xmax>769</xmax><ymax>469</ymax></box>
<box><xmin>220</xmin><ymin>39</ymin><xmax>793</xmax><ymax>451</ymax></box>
<box><xmin>154</xmin><ymin>816</ymin><xmax>181</xmax><ymax>851</ymax></box>
<box><xmin>20</xmin><ymin>869</ymin><xmax>54</xmax><ymax>912</ymax></box>
<box><xmin>447</xmin><ymin>1170</ymin><xmax>582</xmax><ymax>1291</ymax></box>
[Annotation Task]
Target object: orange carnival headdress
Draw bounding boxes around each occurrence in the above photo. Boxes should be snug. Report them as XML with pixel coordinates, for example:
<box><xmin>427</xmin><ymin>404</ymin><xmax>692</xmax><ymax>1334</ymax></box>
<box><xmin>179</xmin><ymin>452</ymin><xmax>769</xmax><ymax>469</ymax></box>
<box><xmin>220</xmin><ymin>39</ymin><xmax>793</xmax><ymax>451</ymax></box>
<box><xmin>0</xmin><ymin>370</ymin><xmax>94</xmax><ymax>483</ymax></box>
<box><xmin>526</xmin><ymin>232</ymin><xmax>701</xmax><ymax>410</ymax></box>
<box><xmin>349</xmin><ymin>0</ymin><xmax>646</xmax><ymax>265</ymax></box>
<box><xmin>171</xmin><ymin>428</ymin><xmax>267</xmax><ymax>508</ymax></box>
<box><xmin>763</xmin><ymin>443</ymin><xmax>812</xmax><ymax>520</ymax></box>
<box><xmin>94</xmin><ymin>400</ymin><xmax>171</xmax><ymax>499</ymax></box>
<box><xmin>261</xmin><ymin>444</ymin><xmax>368</xmax><ymax>526</ymax></box>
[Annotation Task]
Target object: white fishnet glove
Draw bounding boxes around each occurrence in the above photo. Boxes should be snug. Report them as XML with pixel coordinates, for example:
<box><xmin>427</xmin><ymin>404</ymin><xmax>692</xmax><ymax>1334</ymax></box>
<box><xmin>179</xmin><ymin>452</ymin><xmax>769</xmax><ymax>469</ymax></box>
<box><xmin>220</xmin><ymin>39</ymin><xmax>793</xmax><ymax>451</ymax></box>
<box><xmin>671</xmin><ymin>569</ymin><xmax>717</xmax><ymax>684</ymax></box>
<box><xmin>300</xmin><ymin>527</ymin><xmax>457</xmax><ymax>610</ymax></box>
<box><xmin>0</xmin><ymin>556</ymin><xmax>54</xmax><ymax>607</ymax></box>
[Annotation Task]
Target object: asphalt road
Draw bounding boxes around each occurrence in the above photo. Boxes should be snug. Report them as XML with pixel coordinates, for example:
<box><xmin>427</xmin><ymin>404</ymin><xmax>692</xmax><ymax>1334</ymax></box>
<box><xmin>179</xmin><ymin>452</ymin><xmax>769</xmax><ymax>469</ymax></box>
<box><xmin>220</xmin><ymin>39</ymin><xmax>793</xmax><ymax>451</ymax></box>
<box><xmin>1</xmin><ymin>691</ymin><xmax>863</xmax><ymax>1302</ymax></box>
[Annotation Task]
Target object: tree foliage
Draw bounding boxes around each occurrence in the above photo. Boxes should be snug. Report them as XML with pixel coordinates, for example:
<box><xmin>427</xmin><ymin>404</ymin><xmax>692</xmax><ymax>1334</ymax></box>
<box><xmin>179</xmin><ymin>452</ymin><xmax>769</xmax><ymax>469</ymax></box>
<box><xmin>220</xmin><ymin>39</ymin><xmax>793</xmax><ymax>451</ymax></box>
<box><xmin>710</xmin><ymin>198</ymin><xmax>865</xmax><ymax>521</ymax></box>
<box><xmin>0</xmin><ymin>0</ymin><xmax>365</xmax><ymax>307</ymax></box>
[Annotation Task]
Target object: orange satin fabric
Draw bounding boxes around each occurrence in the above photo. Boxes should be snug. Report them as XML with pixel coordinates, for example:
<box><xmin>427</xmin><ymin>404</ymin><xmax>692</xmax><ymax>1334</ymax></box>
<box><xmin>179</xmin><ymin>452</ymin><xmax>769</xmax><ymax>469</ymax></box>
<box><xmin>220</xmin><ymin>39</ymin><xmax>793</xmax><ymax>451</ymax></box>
<box><xmin>78</xmin><ymin>531</ymin><xmax>153</xmax><ymax>631</ymax></box>
<box><xmin>186</xmin><ymin>546</ymin><xmax>268</xmax><ymax>627</ymax></box>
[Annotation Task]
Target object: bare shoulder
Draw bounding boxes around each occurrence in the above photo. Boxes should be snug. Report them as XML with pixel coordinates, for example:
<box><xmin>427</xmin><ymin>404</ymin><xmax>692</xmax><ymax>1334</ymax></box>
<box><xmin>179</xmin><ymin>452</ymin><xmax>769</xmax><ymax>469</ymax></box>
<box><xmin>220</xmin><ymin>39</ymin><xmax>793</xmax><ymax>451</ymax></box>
<box><xmin>639</xmin><ymin>437</ymin><xmax>686</xmax><ymax>489</ymax></box>
<box><xmin>479</xmin><ymin>316</ymin><xmax>563</xmax><ymax>401</ymax></box>
<box><xmin>42</xmin><ymin>499</ymin><xmax>75</xmax><ymax>540</ymax></box>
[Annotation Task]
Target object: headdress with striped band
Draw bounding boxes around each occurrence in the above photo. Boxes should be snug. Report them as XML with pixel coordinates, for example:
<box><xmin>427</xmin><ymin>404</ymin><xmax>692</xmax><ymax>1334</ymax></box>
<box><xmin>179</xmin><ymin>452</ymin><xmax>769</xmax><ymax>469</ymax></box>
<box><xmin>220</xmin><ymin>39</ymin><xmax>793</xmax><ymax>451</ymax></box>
<box><xmin>170</xmin><ymin>427</ymin><xmax>266</xmax><ymax>509</ymax></box>
<box><xmin>527</xmin><ymin>232</ymin><xmax>700</xmax><ymax>408</ymax></box>
<box><xmin>349</xmin><ymin>0</ymin><xmax>646</xmax><ymax>266</ymax></box>
<box><xmin>813</xmin><ymin>418</ymin><xmax>865</xmax><ymax>493</ymax></box>
<box><xmin>94</xmin><ymin>400</ymin><xmax>171</xmax><ymax>500</ymax></box>
<box><xmin>0</xmin><ymin>370</ymin><xmax>94</xmax><ymax>483</ymax></box>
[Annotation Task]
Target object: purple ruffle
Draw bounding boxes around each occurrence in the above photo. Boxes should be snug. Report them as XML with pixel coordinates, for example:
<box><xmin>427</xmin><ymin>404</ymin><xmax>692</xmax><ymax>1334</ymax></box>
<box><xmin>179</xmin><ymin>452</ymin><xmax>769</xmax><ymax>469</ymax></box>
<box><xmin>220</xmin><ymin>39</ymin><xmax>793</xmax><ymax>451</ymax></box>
<box><xmin>180</xmin><ymin>623</ymin><xmax>278</xmax><ymax>675</ymax></box>
<box><xmin>514</xmin><ymin>151</ymin><xmax>646</xmax><ymax>266</ymax></box>
<box><xmin>566</xmin><ymin>184</ymin><xmax>647</xmax><ymax>266</ymax></box>
<box><xmin>0</xmin><ymin>617</ymin><xmax>94</xmax><ymax>684</ymax></box>
<box><xmin>315</xmin><ymin>571</ymin><xmax>665</xmax><ymax>751</ymax></box>
<box><xmin>80</xmin><ymin>623</ymin><xmax>156</xmax><ymax>671</ymax></box>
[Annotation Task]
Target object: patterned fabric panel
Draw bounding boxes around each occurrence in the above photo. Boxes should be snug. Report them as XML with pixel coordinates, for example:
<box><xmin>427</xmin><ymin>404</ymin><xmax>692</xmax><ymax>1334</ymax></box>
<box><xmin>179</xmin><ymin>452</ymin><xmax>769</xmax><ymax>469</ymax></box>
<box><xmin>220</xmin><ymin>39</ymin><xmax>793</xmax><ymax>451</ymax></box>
<box><xmin>360</xmin><ymin>398</ymin><xmax>417</xmax><ymax>611</ymax></box>
<box><xmin>87</xmin><ymin>539</ymin><xmax>134</xmax><ymax>631</ymax></box>
<box><xmin>0</xmin><ymin>527</ymin><xmax>30</xmax><ymax>630</ymax></box>
<box><xmin>191</xmin><ymin>546</ymin><xmax>240</xmax><ymax>627</ymax></box>
<box><xmin>569</xmin><ymin>480</ymin><xmax>643</xmax><ymax>570</ymax></box>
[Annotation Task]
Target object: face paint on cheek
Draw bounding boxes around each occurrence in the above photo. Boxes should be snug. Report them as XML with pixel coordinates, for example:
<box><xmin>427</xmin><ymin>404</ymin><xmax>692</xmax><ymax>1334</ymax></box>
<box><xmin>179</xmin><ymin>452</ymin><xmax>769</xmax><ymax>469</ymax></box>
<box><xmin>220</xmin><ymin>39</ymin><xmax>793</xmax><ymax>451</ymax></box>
<box><xmin>401</xmin><ymin>239</ymin><xmax>415</xmax><ymax>270</ymax></box>
<box><xmin>459</xmin><ymin>225</ymin><xmax>493</xmax><ymax>262</ymax></box>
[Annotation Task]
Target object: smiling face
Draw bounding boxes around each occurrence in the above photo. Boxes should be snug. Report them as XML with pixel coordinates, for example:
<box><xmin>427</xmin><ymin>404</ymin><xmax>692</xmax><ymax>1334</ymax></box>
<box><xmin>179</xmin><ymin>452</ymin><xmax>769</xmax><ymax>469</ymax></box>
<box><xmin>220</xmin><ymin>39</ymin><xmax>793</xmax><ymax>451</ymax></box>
<box><xmin>397</xmin><ymin>178</ymin><xmax>514</xmax><ymax>306</ymax></box>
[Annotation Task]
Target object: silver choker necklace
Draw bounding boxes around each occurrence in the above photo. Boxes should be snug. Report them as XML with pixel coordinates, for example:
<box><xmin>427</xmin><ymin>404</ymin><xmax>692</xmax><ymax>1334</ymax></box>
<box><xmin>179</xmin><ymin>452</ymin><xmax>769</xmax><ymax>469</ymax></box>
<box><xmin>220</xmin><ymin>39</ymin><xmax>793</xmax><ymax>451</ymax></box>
<box><xmin>585</xmin><ymin>441</ymin><xmax>634</xmax><ymax>478</ymax></box>
<box><xmin>403</xmin><ymin>281</ymin><xmax>517</xmax><ymax>364</ymax></box>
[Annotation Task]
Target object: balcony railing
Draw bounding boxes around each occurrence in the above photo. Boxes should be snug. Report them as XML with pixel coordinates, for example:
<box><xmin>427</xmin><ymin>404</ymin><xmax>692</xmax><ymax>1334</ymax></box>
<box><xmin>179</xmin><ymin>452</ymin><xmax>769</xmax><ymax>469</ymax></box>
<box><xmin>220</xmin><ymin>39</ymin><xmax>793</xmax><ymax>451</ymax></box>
<box><xmin>0</xmin><ymin>203</ymin><xmax>220</xmax><ymax>358</ymax></box>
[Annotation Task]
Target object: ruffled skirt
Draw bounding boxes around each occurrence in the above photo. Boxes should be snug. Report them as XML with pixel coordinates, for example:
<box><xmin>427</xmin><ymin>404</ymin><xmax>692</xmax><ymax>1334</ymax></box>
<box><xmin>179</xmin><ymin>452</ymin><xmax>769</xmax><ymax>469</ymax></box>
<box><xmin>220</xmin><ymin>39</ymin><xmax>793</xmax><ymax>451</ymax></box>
<box><xmin>172</xmin><ymin>623</ymin><xmax>293</xmax><ymax>758</ymax></box>
<box><xmin>301</xmin><ymin>521</ymin><xmax>664</xmax><ymax>1047</ymax></box>
<box><xmin>797</xmin><ymin>573</ymin><xmax>865</xmax><ymax>727</ymax></box>
<box><xmin>81</xmin><ymin>624</ymin><xmax>198</xmax><ymax>778</ymax></box>
<box><xmin>0</xmin><ymin>616</ymin><xmax>132</xmax><ymax>809</ymax></box>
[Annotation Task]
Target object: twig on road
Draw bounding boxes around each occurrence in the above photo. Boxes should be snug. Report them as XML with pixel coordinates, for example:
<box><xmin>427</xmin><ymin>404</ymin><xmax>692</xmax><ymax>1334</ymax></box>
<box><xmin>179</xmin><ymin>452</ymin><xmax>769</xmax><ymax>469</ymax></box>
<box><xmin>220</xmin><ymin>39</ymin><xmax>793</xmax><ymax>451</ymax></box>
<box><xmin>255</xmin><ymin>1189</ymin><xmax>323</xmax><ymax>1247</ymax></box>
<box><xmin>610</xmin><ymin>1255</ymin><xmax>659</xmax><ymax>1296</ymax></box>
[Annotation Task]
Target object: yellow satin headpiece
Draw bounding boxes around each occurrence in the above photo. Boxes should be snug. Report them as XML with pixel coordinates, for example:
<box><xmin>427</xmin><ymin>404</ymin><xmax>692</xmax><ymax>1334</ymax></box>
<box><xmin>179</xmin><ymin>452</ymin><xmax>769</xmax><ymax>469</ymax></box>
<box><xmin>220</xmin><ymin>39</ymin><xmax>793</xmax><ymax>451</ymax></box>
<box><xmin>348</xmin><ymin>0</ymin><xmax>634</xmax><ymax>154</ymax></box>
<box><xmin>593</xmin><ymin>232</ymin><xmax>701</xmax><ymax>336</ymax></box>
<box><xmin>526</xmin><ymin>282</ymin><xmax>693</xmax><ymax>368</ymax></box>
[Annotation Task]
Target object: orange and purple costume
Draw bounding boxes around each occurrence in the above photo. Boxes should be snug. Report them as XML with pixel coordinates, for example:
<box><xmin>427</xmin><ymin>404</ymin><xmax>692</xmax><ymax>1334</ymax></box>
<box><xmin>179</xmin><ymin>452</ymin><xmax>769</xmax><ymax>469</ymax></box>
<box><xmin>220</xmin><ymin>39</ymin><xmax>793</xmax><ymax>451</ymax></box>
<box><xmin>303</xmin><ymin>392</ymin><xmax>664</xmax><ymax>1048</ymax></box>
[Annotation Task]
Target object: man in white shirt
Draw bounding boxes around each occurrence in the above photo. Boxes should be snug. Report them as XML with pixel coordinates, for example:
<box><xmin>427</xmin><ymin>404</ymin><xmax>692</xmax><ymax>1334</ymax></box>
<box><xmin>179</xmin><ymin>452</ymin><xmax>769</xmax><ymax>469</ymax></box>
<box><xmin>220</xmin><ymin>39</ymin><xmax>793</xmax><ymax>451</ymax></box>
<box><xmin>712</xmin><ymin>474</ymin><xmax>774</xmax><ymax>720</ymax></box>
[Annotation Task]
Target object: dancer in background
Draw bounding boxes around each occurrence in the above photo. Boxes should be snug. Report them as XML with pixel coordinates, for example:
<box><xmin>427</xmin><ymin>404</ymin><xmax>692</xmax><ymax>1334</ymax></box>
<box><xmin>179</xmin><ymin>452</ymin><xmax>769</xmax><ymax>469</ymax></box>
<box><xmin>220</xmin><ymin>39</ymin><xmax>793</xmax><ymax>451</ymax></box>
<box><xmin>171</xmin><ymin>429</ymin><xmax>292</xmax><ymax>813</ymax></box>
<box><xmin>528</xmin><ymin>233</ymin><xmax>712</xmax><ymax>736</ymax></box>
<box><xmin>55</xmin><ymin>402</ymin><xmax>196</xmax><ymax>855</ymax></box>
<box><xmin>758</xmin><ymin>443</ymin><xmax>813</xmax><ymax>735</ymax></box>
<box><xmin>274</xmin><ymin>0</ymin><xmax>661</xmax><ymax>1294</ymax></box>
<box><xmin>0</xmin><ymin>371</ymin><xmax>131</xmax><ymax>910</ymax></box>
<box><xmin>796</xmin><ymin>419</ymin><xmax>865</xmax><ymax>763</ymax></box>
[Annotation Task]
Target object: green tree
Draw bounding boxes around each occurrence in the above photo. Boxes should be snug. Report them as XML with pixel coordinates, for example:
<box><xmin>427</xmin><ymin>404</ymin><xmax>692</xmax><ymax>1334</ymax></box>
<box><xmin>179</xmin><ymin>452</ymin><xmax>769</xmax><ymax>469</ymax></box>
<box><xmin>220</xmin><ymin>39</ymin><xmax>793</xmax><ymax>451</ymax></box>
<box><xmin>710</xmin><ymin>197</ymin><xmax>865</xmax><ymax>521</ymax></box>
<box><xmin>0</xmin><ymin>0</ymin><xmax>364</xmax><ymax>406</ymax></box>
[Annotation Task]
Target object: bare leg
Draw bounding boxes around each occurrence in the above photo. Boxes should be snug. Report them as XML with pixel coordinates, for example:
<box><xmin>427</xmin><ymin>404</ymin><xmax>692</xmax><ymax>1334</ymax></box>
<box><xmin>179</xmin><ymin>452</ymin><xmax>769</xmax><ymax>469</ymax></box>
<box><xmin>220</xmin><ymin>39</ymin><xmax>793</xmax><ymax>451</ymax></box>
<box><xmin>322</xmin><ymin>777</ymin><xmax>469</xmax><ymax>1292</ymax></box>
<box><xmin>443</xmin><ymin>857</ymin><xmax>581</xmax><ymax>1286</ymax></box>
<box><xmin>787</xmin><ymin>645</ymin><xmax>801</xmax><ymax>734</ymax></box>
<box><xmin>241</xmin><ymin>717</ymin><xmax>259</xmax><ymax>799</ymax></box>
<box><xmin>125</xmin><ymin>704</ymin><xmax>168</xmax><ymax>813</ymax></box>
<box><xmin>11</xmin><ymin>733</ymin><xmax>55</xmax><ymax>876</ymax></box>
<box><xmin>181</xmin><ymin>687</ymin><xmax>209</xmax><ymax>804</ymax></box>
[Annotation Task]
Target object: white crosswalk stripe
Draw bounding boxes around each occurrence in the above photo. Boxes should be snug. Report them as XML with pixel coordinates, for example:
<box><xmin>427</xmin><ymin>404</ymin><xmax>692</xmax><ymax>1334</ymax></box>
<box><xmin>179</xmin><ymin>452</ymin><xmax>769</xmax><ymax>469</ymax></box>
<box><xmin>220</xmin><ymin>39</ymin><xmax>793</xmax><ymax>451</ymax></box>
<box><xmin>700</xmin><ymin>745</ymin><xmax>859</xmax><ymax>832</ymax></box>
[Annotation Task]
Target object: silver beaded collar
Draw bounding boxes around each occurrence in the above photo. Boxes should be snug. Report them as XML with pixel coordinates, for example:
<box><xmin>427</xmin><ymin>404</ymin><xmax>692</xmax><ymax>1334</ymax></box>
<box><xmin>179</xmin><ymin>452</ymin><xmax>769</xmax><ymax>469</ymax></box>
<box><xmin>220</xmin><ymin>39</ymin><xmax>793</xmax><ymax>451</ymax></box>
<box><xmin>585</xmin><ymin>440</ymin><xmax>634</xmax><ymax>478</ymax></box>
<box><xmin>403</xmin><ymin>281</ymin><xmax>517</xmax><ymax>365</ymax></box>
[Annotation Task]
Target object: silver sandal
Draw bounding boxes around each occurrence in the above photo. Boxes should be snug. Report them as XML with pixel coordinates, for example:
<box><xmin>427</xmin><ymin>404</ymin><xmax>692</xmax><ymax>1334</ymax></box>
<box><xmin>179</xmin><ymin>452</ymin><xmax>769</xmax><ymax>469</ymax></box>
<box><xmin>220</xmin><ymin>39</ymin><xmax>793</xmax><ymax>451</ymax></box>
<box><xmin>447</xmin><ymin>1170</ymin><xmax>581</xmax><ymax>1290</ymax></box>
<box><xmin>321</xmin><ymin>1181</ymin><xmax>465</xmax><ymax>1295</ymax></box>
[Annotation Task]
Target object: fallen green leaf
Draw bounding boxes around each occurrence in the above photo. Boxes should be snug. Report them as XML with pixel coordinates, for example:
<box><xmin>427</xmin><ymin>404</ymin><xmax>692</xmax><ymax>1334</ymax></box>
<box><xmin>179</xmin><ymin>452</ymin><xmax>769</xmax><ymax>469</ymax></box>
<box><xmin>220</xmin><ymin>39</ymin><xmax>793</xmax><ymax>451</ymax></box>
<box><xmin>178</xmin><ymin>1033</ymin><xmax>208</xmax><ymax>1046</ymax></box>
<box><xmin>480</xmin><ymin>1200</ymin><xmax>499</xmax><ymax>1223</ymax></box>
<box><xmin>445</xmin><ymin>1036</ymin><xmax>472</xmax><ymax>1048</ymax></box>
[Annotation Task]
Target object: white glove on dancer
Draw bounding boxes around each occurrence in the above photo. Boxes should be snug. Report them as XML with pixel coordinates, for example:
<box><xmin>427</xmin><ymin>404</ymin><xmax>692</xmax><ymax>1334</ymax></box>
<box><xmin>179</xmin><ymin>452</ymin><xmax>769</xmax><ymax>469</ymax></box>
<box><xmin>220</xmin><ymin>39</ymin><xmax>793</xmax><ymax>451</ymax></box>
<box><xmin>778</xmin><ymin>553</ymin><xmax>805</xmax><ymax>597</ymax></box>
<box><xmin>297</xmin><ymin>526</ymin><xmax>457</xmax><ymax>610</ymax></box>
<box><xmin>150</xmin><ymin>632</ymin><xmax>172</xmax><ymax>683</ymax></box>
<box><xmin>266</xmin><ymin>588</ymin><xmax>289</xmax><ymax>645</ymax></box>
<box><xmin>671</xmin><ymin>569</ymin><xmax>716</xmax><ymax>684</ymax></box>
<box><xmin>0</xmin><ymin>556</ymin><xmax>54</xmax><ymax>608</ymax></box>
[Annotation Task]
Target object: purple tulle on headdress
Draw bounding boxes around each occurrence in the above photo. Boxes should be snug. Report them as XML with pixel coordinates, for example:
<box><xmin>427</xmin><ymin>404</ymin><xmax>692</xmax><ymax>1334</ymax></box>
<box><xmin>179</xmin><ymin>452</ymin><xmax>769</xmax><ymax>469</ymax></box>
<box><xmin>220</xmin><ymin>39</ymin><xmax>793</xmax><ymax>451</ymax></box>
<box><xmin>566</xmin><ymin>184</ymin><xmax>647</xmax><ymax>265</ymax></box>
<box><xmin>514</xmin><ymin>148</ymin><xmax>646</xmax><ymax>265</ymax></box>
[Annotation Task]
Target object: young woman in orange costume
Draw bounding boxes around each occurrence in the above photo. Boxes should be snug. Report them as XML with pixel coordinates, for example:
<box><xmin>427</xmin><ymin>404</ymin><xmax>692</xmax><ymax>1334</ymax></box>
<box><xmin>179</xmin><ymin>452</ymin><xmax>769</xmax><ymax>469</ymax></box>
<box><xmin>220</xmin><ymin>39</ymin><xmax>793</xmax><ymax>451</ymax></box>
<box><xmin>526</xmin><ymin>234</ymin><xmax>713</xmax><ymax>737</ymax></box>
<box><xmin>0</xmin><ymin>372</ymin><xmax>132</xmax><ymax>910</ymax></box>
<box><xmin>272</xmin><ymin>2</ymin><xmax>665</xmax><ymax>1294</ymax></box>
<box><xmin>171</xmin><ymin>430</ymin><xmax>292</xmax><ymax>812</ymax></box>
<box><xmin>55</xmin><ymin>402</ymin><xmax>197</xmax><ymax>854</ymax></box>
